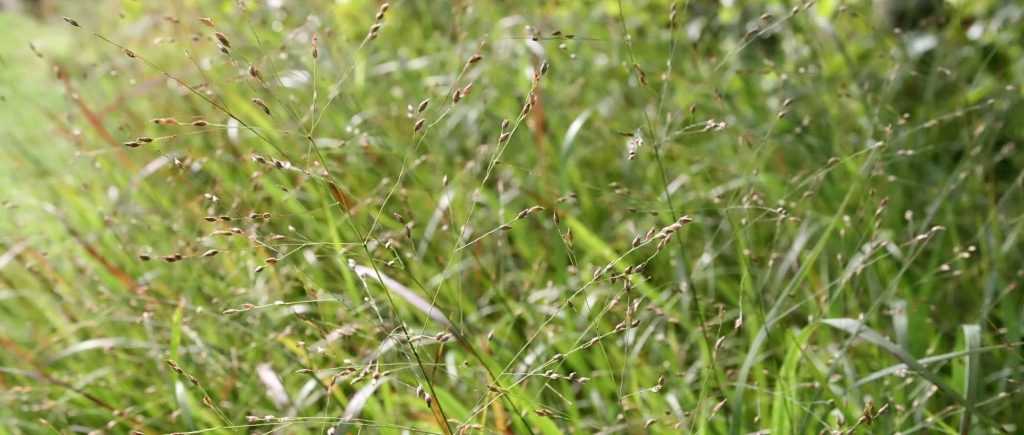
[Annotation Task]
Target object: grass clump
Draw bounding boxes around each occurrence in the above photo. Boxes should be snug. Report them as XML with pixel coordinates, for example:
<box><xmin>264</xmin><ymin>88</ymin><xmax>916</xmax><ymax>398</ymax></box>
<box><xmin>1</xmin><ymin>1</ymin><xmax>1023</xmax><ymax>434</ymax></box>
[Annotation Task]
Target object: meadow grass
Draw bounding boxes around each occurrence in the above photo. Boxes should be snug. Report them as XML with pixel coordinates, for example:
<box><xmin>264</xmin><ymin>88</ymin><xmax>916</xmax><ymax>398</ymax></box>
<box><xmin>1</xmin><ymin>1</ymin><xmax>1023</xmax><ymax>434</ymax></box>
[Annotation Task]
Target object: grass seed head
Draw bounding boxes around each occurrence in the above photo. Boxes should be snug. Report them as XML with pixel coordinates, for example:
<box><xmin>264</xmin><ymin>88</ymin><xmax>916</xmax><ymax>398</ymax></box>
<box><xmin>249</xmin><ymin>65</ymin><xmax>263</xmax><ymax>82</ymax></box>
<box><xmin>214</xmin><ymin>32</ymin><xmax>231</xmax><ymax>48</ymax></box>
<box><xmin>252</xmin><ymin>98</ymin><xmax>271</xmax><ymax>115</ymax></box>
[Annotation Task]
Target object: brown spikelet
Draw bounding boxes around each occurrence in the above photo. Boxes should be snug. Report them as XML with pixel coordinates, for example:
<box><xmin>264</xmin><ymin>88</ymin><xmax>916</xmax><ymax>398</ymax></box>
<box><xmin>467</xmin><ymin>53</ymin><xmax>483</xmax><ymax>66</ymax></box>
<box><xmin>202</xmin><ymin>250</ymin><xmax>219</xmax><ymax>257</ymax></box>
<box><xmin>367</xmin><ymin>23</ymin><xmax>382</xmax><ymax>40</ymax></box>
<box><xmin>63</xmin><ymin>17</ymin><xmax>80</xmax><ymax>27</ymax></box>
<box><xmin>311</xmin><ymin>33</ymin><xmax>319</xmax><ymax>59</ymax></box>
<box><xmin>153</xmin><ymin>117</ymin><xmax>180</xmax><ymax>126</ymax></box>
<box><xmin>214</xmin><ymin>32</ymin><xmax>231</xmax><ymax>48</ymax></box>
<box><xmin>249</xmin><ymin>65</ymin><xmax>263</xmax><ymax>82</ymax></box>
<box><xmin>123</xmin><ymin>49</ymin><xmax>136</xmax><ymax>58</ymax></box>
<box><xmin>417</xmin><ymin>98</ymin><xmax>430</xmax><ymax>113</ymax></box>
<box><xmin>191</xmin><ymin>120</ymin><xmax>209</xmax><ymax>127</ymax></box>
<box><xmin>515</xmin><ymin>206</ymin><xmax>545</xmax><ymax>220</ymax></box>
<box><xmin>199</xmin><ymin>17</ymin><xmax>215</xmax><ymax>28</ymax></box>
<box><xmin>633</xmin><ymin>63</ymin><xmax>648</xmax><ymax>86</ymax></box>
<box><xmin>414</xmin><ymin>118</ymin><xmax>426</xmax><ymax>133</ymax></box>
<box><xmin>252</xmin><ymin>98</ymin><xmax>271</xmax><ymax>115</ymax></box>
<box><xmin>327</xmin><ymin>181</ymin><xmax>353</xmax><ymax>211</ymax></box>
<box><xmin>375</xmin><ymin>3</ymin><xmax>391</xmax><ymax>21</ymax></box>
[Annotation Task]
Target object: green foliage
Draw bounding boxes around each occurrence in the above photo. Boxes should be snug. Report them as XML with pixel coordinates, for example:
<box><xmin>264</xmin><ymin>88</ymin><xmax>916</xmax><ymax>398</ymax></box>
<box><xmin>1</xmin><ymin>0</ymin><xmax>1023</xmax><ymax>433</ymax></box>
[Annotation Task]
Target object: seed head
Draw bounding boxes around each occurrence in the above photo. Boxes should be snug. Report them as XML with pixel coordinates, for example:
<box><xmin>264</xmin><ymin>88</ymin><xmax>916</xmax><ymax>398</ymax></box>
<box><xmin>214</xmin><ymin>32</ymin><xmax>231</xmax><ymax>48</ymax></box>
<box><xmin>633</xmin><ymin>63</ymin><xmax>648</xmax><ymax>86</ymax></box>
<box><xmin>252</xmin><ymin>98</ymin><xmax>271</xmax><ymax>115</ymax></box>
<box><xmin>249</xmin><ymin>65</ymin><xmax>263</xmax><ymax>82</ymax></box>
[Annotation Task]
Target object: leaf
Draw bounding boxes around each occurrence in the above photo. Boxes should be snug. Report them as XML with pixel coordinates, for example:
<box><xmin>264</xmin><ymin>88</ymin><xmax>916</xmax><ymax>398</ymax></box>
<box><xmin>959</xmin><ymin>324</ymin><xmax>981</xmax><ymax>435</ymax></box>
<box><xmin>854</xmin><ymin>344</ymin><xmax>1009</xmax><ymax>387</ymax></box>
<box><xmin>327</xmin><ymin>181</ymin><xmax>353</xmax><ymax>212</ymax></box>
<box><xmin>560</xmin><ymin>109</ymin><xmax>591</xmax><ymax>154</ymax></box>
<box><xmin>351</xmin><ymin>264</ymin><xmax>452</xmax><ymax>327</ymax></box>
<box><xmin>822</xmin><ymin>318</ymin><xmax>1006</xmax><ymax>434</ymax></box>
<box><xmin>256</xmin><ymin>363</ymin><xmax>291</xmax><ymax>410</ymax></box>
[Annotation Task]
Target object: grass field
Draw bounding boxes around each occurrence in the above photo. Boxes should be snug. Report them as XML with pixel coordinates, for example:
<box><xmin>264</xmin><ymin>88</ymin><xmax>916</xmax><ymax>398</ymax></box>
<box><xmin>1</xmin><ymin>1</ymin><xmax>1023</xmax><ymax>433</ymax></box>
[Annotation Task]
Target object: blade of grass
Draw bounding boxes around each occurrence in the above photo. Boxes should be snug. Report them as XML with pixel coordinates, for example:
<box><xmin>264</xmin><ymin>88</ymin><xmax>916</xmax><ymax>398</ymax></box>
<box><xmin>822</xmin><ymin>318</ymin><xmax>1006</xmax><ymax>433</ymax></box>
<box><xmin>959</xmin><ymin>324</ymin><xmax>981</xmax><ymax>435</ymax></box>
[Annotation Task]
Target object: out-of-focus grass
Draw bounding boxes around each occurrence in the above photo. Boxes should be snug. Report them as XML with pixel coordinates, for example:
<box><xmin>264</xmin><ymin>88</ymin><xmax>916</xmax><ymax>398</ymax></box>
<box><xmin>1</xmin><ymin>1</ymin><xmax>1023</xmax><ymax>434</ymax></box>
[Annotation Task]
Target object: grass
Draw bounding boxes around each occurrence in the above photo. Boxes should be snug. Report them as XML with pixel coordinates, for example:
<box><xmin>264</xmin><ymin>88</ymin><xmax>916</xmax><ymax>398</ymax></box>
<box><xmin>1</xmin><ymin>0</ymin><xmax>1022</xmax><ymax>433</ymax></box>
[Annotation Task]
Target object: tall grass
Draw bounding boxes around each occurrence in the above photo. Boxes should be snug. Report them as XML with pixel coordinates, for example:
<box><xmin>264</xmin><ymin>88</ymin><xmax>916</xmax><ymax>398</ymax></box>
<box><xmin>1</xmin><ymin>1</ymin><xmax>1022</xmax><ymax>434</ymax></box>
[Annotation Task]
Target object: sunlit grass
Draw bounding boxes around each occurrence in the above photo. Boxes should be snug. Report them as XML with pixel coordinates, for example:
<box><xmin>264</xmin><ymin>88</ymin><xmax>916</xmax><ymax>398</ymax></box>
<box><xmin>1</xmin><ymin>1</ymin><xmax>1022</xmax><ymax>434</ymax></box>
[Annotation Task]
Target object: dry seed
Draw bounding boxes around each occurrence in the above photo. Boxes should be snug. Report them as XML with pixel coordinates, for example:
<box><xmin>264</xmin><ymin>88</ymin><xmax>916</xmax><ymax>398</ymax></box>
<box><xmin>252</xmin><ymin>98</ymin><xmax>271</xmax><ymax>115</ymax></box>
<box><xmin>214</xmin><ymin>32</ymin><xmax>231</xmax><ymax>48</ymax></box>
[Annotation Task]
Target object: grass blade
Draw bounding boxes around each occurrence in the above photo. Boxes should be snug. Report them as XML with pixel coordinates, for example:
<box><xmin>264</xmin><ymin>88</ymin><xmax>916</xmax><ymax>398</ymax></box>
<box><xmin>959</xmin><ymin>324</ymin><xmax>981</xmax><ymax>435</ymax></box>
<box><xmin>823</xmin><ymin>318</ymin><xmax>1006</xmax><ymax>433</ymax></box>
